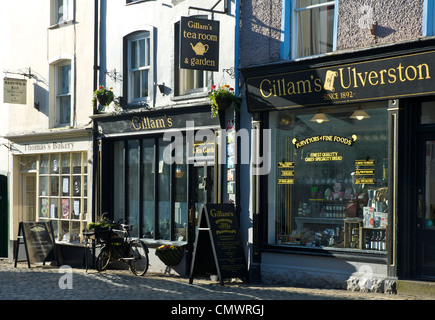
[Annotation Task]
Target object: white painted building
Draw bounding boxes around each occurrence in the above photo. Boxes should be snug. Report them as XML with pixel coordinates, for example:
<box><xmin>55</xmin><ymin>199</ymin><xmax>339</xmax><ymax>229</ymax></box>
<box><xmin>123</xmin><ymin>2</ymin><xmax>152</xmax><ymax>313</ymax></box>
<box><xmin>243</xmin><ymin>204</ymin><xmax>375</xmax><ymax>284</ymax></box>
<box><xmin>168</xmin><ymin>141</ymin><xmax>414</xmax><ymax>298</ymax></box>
<box><xmin>2</xmin><ymin>1</ymin><xmax>95</xmax><ymax>262</ymax></box>
<box><xmin>93</xmin><ymin>0</ymin><xmax>239</xmax><ymax>275</ymax></box>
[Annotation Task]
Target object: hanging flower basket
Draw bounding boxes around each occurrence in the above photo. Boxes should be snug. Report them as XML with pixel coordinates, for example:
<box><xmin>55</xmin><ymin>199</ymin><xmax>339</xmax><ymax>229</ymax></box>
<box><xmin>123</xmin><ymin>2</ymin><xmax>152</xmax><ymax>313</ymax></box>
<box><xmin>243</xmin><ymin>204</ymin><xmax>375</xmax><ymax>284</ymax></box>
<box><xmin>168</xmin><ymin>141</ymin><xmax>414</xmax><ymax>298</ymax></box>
<box><xmin>208</xmin><ymin>84</ymin><xmax>240</xmax><ymax>118</ymax></box>
<box><xmin>155</xmin><ymin>245</ymin><xmax>184</xmax><ymax>266</ymax></box>
<box><xmin>92</xmin><ymin>86</ymin><xmax>115</xmax><ymax>112</ymax></box>
<box><xmin>215</xmin><ymin>96</ymin><xmax>233</xmax><ymax>110</ymax></box>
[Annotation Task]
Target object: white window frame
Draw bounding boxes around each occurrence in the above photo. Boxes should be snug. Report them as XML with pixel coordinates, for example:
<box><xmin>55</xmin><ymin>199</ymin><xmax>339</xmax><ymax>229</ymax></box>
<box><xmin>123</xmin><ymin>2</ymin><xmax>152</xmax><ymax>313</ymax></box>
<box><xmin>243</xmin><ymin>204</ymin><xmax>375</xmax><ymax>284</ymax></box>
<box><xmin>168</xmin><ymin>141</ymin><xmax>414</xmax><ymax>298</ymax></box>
<box><xmin>173</xmin><ymin>18</ymin><xmax>209</xmax><ymax>98</ymax></box>
<box><xmin>281</xmin><ymin>0</ymin><xmax>337</xmax><ymax>60</ymax></box>
<box><xmin>55</xmin><ymin>61</ymin><xmax>72</xmax><ymax>127</ymax></box>
<box><xmin>127</xmin><ymin>31</ymin><xmax>153</xmax><ymax>105</ymax></box>
<box><xmin>423</xmin><ymin>0</ymin><xmax>435</xmax><ymax>36</ymax></box>
<box><xmin>52</xmin><ymin>0</ymin><xmax>74</xmax><ymax>25</ymax></box>
<box><xmin>48</xmin><ymin>56</ymin><xmax>75</xmax><ymax>128</ymax></box>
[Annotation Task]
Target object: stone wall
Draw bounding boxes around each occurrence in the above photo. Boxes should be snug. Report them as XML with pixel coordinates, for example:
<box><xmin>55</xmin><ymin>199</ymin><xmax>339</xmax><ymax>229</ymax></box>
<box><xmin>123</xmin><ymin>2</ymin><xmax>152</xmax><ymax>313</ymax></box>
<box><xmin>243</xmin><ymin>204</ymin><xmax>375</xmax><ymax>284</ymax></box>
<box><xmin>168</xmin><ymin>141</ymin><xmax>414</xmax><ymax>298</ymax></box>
<box><xmin>337</xmin><ymin>0</ymin><xmax>423</xmax><ymax>51</ymax></box>
<box><xmin>239</xmin><ymin>0</ymin><xmax>282</xmax><ymax>67</ymax></box>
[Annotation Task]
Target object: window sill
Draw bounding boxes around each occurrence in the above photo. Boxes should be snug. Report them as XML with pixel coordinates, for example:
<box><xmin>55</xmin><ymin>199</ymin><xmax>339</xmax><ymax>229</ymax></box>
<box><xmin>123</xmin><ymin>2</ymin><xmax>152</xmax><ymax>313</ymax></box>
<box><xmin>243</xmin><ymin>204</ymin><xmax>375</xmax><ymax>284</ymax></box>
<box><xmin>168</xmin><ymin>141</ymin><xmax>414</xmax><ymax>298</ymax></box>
<box><xmin>262</xmin><ymin>244</ymin><xmax>388</xmax><ymax>263</ymax></box>
<box><xmin>171</xmin><ymin>91</ymin><xmax>208</xmax><ymax>102</ymax></box>
<box><xmin>48</xmin><ymin>20</ymin><xmax>75</xmax><ymax>30</ymax></box>
<box><xmin>125</xmin><ymin>0</ymin><xmax>153</xmax><ymax>6</ymax></box>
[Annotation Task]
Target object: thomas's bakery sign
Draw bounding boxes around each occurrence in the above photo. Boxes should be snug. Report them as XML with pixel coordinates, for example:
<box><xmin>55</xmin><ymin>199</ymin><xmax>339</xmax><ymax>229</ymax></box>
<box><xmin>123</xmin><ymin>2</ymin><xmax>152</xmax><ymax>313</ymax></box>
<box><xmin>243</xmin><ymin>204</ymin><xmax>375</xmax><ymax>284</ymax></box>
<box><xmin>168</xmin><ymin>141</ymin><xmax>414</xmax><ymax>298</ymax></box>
<box><xmin>180</xmin><ymin>17</ymin><xmax>219</xmax><ymax>72</ymax></box>
<box><xmin>245</xmin><ymin>50</ymin><xmax>435</xmax><ymax>112</ymax></box>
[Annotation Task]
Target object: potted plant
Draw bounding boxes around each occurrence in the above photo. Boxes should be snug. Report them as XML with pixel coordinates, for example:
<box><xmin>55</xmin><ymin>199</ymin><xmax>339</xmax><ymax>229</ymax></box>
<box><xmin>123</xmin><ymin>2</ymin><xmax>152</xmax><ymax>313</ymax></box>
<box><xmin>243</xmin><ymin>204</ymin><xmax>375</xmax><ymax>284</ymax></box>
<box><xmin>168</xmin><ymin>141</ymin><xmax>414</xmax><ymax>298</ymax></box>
<box><xmin>92</xmin><ymin>86</ymin><xmax>115</xmax><ymax>112</ymax></box>
<box><xmin>155</xmin><ymin>244</ymin><xmax>184</xmax><ymax>266</ymax></box>
<box><xmin>208</xmin><ymin>84</ymin><xmax>240</xmax><ymax>118</ymax></box>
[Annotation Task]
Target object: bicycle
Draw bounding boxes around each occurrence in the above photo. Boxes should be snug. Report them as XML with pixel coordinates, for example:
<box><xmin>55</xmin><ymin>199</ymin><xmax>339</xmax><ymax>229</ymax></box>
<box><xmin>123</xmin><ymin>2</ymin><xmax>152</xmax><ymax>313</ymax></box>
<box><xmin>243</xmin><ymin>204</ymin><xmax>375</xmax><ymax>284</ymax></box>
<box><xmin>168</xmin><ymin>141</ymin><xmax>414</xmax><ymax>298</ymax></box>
<box><xmin>94</xmin><ymin>221</ymin><xmax>149</xmax><ymax>276</ymax></box>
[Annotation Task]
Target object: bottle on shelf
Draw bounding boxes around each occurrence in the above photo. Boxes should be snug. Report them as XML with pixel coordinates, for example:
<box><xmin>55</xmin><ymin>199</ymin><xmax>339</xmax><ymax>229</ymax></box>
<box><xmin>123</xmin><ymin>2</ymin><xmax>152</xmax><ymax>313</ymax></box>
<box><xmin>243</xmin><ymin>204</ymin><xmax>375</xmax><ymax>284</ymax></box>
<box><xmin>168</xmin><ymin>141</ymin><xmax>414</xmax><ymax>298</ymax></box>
<box><xmin>380</xmin><ymin>231</ymin><xmax>386</xmax><ymax>251</ymax></box>
<box><xmin>370</xmin><ymin>231</ymin><xmax>376</xmax><ymax>250</ymax></box>
<box><xmin>365</xmin><ymin>235</ymin><xmax>371</xmax><ymax>250</ymax></box>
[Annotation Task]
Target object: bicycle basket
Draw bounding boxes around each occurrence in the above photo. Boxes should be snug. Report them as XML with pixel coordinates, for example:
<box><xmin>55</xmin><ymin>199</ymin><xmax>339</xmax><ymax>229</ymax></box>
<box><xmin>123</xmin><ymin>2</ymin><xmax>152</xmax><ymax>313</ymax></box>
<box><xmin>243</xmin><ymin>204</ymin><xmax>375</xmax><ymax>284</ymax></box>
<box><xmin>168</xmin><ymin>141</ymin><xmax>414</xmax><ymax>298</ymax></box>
<box><xmin>106</xmin><ymin>229</ymin><xmax>125</xmax><ymax>244</ymax></box>
<box><xmin>94</xmin><ymin>228</ymin><xmax>113</xmax><ymax>241</ymax></box>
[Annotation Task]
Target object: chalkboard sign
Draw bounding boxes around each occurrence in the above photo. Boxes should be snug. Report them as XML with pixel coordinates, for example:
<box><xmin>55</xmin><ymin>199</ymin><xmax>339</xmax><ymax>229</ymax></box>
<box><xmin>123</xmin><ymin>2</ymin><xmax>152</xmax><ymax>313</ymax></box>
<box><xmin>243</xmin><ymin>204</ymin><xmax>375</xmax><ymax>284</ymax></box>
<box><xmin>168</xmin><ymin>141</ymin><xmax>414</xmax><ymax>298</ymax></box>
<box><xmin>189</xmin><ymin>203</ymin><xmax>248</xmax><ymax>285</ymax></box>
<box><xmin>14</xmin><ymin>221</ymin><xmax>58</xmax><ymax>268</ymax></box>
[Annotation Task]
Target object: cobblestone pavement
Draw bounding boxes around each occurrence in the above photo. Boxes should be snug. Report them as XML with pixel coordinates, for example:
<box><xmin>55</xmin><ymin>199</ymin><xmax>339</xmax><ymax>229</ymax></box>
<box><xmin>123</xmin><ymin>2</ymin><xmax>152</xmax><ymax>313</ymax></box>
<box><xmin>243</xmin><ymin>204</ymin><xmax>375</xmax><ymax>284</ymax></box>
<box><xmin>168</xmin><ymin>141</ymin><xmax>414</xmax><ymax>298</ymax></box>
<box><xmin>0</xmin><ymin>259</ymin><xmax>431</xmax><ymax>302</ymax></box>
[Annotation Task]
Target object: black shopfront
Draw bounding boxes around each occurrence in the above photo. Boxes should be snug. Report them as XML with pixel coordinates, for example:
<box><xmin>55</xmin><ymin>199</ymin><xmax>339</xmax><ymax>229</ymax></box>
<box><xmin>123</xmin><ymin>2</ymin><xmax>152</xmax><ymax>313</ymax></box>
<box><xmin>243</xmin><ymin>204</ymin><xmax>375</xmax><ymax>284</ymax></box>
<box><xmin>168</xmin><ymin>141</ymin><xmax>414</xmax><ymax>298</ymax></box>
<box><xmin>242</xmin><ymin>39</ymin><xmax>435</xmax><ymax>288</ymax></box>
<box><xmin>93</xmin><ymin>106</ymin><xmax>223</xmax><ymax>274</ymax></box>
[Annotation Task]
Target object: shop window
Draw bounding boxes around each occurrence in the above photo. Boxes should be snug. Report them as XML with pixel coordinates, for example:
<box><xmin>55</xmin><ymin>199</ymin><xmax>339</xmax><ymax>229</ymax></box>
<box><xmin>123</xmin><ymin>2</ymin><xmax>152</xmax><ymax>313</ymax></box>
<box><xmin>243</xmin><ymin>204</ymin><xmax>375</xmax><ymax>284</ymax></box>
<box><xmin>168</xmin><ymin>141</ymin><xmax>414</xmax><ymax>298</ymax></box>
<box><xmin>282</xmin><ymin>0</ymin><xmax>336</xmax><ymax>59</ymax></box>
<box><xmin>34</xmin><ymin>152</ymin><xmax>89</xmax><ymax>243</ymax></box>
<box><xmin>113</xmin><ymin>138</ymin><xmax>188</xmax><ymax>241</ymax></box>
<box><xmin>268</xmin><ymin>103</ymin><xmax>389</xmax><ymax>252</ymax></box>
<box><xmin>174</xmin><ymin>20</ymin><xmax>208</xmax><ymax>96</ymax></box>
<box><xmin>421</xmin><ymin>101</ymin><xmax>435</xmax><ymax>124</ymax></box>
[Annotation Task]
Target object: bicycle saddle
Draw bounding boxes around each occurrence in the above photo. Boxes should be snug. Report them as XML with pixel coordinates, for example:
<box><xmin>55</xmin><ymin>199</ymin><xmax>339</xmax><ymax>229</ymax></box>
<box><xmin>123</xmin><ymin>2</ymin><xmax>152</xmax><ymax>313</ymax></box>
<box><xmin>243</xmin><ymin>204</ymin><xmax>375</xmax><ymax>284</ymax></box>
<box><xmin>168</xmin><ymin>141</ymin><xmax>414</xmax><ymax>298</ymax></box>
<box><xmin>121</xmin><ymin>224</ymin><xmax>133</xmax><ymax>231</ymax></box>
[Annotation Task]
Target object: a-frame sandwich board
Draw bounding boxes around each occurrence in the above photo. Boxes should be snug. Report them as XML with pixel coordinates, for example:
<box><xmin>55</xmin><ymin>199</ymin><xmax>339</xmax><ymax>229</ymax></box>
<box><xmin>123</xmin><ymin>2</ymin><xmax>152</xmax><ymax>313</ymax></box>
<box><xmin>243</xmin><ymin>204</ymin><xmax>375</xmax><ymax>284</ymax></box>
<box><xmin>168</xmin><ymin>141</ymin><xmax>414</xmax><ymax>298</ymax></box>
<box><xmin>189</xmin><ymin>203</ymin><xmax>249</xmax><ymax>285</ymax></box>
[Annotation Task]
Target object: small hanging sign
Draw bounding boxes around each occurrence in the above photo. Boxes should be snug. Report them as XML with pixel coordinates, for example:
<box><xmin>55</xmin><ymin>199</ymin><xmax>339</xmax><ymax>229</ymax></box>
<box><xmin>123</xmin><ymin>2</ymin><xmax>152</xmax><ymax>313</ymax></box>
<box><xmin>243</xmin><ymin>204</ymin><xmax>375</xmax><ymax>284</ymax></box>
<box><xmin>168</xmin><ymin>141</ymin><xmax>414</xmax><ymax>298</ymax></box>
<box><xmin>180</xmin><ymin>16</ymin><xmax>220</xmax><ymax>71</ymax></box>
<box><xmin>4</xmin><ymin>77</ymin><xmax>27</xmax><ymax>104</ymax></box>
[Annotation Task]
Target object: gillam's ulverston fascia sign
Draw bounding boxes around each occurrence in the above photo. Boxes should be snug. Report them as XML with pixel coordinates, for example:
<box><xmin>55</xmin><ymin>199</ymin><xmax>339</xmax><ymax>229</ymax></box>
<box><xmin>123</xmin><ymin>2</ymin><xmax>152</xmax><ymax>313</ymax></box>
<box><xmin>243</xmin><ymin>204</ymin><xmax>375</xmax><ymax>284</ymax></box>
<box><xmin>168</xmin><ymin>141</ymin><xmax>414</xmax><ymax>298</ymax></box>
<box><xmin>180</xmin><ymin>16</ymin><xmax>219</xmax><ymax>72</ymax></box>
<box><xmin>245</xmin><ymin>49</ymin><xmax>435</xmax><ymax>112</ymax></box>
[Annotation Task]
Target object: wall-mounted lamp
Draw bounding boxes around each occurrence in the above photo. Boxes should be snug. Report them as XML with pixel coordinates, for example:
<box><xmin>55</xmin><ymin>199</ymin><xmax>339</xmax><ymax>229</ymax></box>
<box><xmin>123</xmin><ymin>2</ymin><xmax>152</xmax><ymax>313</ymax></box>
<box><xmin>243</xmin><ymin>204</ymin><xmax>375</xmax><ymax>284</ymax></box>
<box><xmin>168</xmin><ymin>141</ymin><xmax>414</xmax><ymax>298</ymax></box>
<box><xmin>310</xmin><ymin>112</ymin><xmax>329</xmax><ymax>124</ymax></box>
<box><xmin>350</xmin><ymin>107</ymin><xmax>370</xmax><ymax>120</ymax></box>
<box><xmin>370</xmin><ymin>21</ymin><xmax>377</xmax><ymax>39</ymax></box>
<box><xmin>157</xmin><ymin>83</ymin><xmax>165</xmax><ymax>95</ymax></box>
<box><xmin>278</xmin><ymin>114</ymin><xmax>292</xmax><ymax>128</ymax></box>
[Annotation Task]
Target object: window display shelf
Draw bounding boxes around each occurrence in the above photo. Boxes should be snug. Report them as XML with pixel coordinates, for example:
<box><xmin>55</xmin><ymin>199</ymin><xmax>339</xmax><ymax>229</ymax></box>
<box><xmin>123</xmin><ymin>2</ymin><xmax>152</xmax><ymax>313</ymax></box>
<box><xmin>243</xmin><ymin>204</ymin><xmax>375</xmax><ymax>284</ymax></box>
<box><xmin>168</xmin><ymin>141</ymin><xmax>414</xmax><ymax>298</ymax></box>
<box><xmin>294</xmin><ymin>216</ymin><xmax>343</xmax><ymax>230</ymax></box>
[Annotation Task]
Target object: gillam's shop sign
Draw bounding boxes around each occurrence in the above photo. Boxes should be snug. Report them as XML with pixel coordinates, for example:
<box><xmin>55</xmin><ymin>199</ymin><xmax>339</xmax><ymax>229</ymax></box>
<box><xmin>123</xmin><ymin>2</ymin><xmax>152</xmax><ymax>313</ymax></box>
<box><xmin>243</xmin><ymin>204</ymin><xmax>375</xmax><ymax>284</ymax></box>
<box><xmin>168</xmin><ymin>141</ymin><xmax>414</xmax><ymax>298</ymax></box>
<box><xmin>180</xmin><ymin>17</ymin><xmax>219</xmax><ymax>71</ymax></box>
<box><xmin>245</xmin><ymin>50</ymin><xmax>435</xmax><ymax>112</ymax></box>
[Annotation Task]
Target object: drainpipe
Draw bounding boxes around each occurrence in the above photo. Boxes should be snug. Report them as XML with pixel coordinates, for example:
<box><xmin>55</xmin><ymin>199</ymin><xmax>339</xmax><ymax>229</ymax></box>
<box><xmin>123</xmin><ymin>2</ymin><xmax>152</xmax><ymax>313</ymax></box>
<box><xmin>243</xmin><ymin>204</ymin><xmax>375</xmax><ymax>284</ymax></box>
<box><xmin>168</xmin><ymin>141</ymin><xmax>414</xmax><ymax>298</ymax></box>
<box><xmin>234</xmin><ymin>0</ymin><xmax>240</xmax><ymax>98</ymax></box>
<box><xmin>92</xmin><ymin>0</ymin><xmax>99</xmax><ymax>224</ymax></box>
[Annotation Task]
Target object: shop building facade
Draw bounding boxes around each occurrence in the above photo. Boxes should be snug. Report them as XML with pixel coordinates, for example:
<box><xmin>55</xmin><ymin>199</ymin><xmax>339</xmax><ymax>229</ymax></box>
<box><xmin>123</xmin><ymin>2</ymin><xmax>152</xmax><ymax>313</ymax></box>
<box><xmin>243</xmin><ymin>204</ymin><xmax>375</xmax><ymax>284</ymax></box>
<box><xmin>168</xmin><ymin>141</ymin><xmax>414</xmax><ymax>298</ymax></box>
<box><xmin>2</xmin><ymin>1</ymin><xmax>95</xmax><ymax>263</ymax></box>
<box><xmin>239</xmin><ymin>0</ymin><xmax>435</xmax><ymax>290</ymax></box>
<box><xmin>93</xmin><ymin>0</ymin><xmax>238</xmax><ymax>274</ymax></box>
<box><xmin>0</xmin><ymin>3</ymin><xmax>10</xmax><ymax>258</ymax></box>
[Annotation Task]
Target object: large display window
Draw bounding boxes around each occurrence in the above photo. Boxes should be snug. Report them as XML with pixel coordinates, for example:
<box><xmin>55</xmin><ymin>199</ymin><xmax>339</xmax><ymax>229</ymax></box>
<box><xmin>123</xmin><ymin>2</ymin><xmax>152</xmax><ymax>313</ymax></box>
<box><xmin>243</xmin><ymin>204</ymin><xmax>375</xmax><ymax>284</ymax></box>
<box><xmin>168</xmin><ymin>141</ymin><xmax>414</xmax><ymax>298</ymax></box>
<box><xmin>268</xmin><ymin>102</ymin><xmax>389</xmax><ymax>252</ymax></box>
<box><xmin>19</xmin><ymin>152</ymin><xmax>89</xmax><ymax>243</ymax></box>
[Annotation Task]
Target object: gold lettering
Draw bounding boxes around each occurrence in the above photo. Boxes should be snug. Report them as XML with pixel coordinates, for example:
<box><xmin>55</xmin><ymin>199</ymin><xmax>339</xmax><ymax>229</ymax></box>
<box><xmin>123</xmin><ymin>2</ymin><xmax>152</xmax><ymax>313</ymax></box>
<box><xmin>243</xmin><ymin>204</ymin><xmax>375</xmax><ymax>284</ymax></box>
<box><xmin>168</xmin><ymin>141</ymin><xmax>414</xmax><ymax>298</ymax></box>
<box><xmin>314</xmin><ymin>78</ymin><xmax>322</xmax><ymax>92</ymax></box>
<box><xmin>405</xmin><ymin>65</ymin><xmax>417</xmax><ymax>81</ymax></box>
<box><xmin>357</xmin><ymin>71</ymin><xmax>369</xmax><ymax>87</ymax></box>
<box><xmin>388</xmin><ymin>68</ymin><xmax>396</xmax><ymax>83</ymax></box>
<box><xmin>287</xmin><ymin>81</ymin><xmax>296</xmax><ymax>95</ymax></box>
<box><xmin>417</xmin><ymin>63</ymin><xmax>431</xmax><ymax>80</ymax></box>
<box><xmin>296</xmin><ymin>79</ymin><xmax>312</xmax><ymax>94</ymax></box>
<box><xmin>155</xmin><ymin>119</ymin><xmax>165</xmax><ymax>128</ymax></box>
<box><xmin>339</xmin><ymin>67</ymin><xmax>352</xmax><ymax>89</ymax></box>
<box><xmin>368</xmin><ymin>71</ymin><xmax>378</xmax><ymax>85</ymax></box>
<box><xmin>259</xmin><ymin>79</ymin><xmax>272</xmax><ymax>98</ymax></box>
<box><xmin>132</xmin><ymin>116</ymin><xmax>142</xmax><ymax>130</ymax></box>
<box><xmin>397</xmin><ymin>63</ymin><xmax>406</xmax><ymax>82</ymax></box>
<box><xmin>210</xmin><ymin>209</ymin><xmax>234</xmax><ymax>218</ymax></box>
<box><xmin>379</xmin><ymin>69</ymin><xmax>387</xmax><ymax>84</ymax></box>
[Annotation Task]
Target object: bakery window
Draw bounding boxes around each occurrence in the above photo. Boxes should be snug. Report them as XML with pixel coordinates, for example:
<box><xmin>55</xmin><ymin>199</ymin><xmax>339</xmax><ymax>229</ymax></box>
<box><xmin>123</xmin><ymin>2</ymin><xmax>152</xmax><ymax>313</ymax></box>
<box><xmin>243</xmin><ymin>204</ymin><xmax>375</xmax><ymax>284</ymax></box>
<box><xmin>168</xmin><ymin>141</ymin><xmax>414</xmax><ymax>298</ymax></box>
<box><xmin>20</xmin><ymin>152</ymin><xmax>89</xmax><ymax>243</ymax></box>
<box><xmin>267</xmin><ymin>102</ymin><xmax>389</xmax><ymax>252</ymax></box>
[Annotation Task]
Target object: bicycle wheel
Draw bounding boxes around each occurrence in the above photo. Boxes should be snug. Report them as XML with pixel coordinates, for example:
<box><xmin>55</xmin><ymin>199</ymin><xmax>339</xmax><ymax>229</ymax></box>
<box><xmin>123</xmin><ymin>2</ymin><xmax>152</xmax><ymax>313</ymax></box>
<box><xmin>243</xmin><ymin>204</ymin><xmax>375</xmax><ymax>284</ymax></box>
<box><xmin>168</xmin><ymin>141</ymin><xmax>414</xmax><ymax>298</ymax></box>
<box><xmin>96</xmin><ymin>246</ymin><xmax>111</xmax><ymax>272</ymax></box>
<box><xmin>129</xmin><ymin>240</ymin><xmax>149</xmax><ymax>276</ymax></box>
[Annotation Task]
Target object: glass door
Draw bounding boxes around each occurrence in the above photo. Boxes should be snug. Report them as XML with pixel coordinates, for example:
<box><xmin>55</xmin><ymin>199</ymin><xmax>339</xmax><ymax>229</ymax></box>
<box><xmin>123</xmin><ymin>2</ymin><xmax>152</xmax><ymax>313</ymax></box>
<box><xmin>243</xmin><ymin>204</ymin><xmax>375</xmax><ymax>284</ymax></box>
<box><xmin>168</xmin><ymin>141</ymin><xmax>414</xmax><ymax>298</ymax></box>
<box><xmin>416</xmin><ymin>135</ymin><xmax>435</xmax><ymax>279</ymax></box>
<box><xmin>22</xmin><ymin>174</ymin><xmax>36</xmax><ymax>222</ymax></box>
<box><xmin>0</xmin><ymin>175</ymin><xmax>8</xmax><ymax>257</ymax></box>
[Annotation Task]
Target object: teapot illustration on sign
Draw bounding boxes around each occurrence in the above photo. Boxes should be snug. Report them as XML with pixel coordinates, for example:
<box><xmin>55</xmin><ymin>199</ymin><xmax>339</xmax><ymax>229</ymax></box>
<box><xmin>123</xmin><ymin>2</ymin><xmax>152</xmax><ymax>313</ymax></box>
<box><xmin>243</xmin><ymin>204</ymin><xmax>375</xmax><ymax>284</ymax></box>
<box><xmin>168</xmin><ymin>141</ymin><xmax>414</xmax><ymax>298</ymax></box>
<box><xmin>190</xmin><ymin>42</ymin><xmax>209</xmax><ymax>56</ymax></box>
